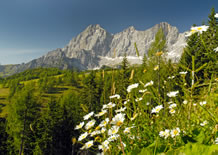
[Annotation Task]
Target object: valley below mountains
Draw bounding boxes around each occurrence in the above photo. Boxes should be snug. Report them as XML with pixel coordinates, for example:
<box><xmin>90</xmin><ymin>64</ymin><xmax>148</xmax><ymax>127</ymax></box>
<box><xmin>0</xmin><ymin>22</ymin><xmax>187</xmax><ymax>76</ymax></box>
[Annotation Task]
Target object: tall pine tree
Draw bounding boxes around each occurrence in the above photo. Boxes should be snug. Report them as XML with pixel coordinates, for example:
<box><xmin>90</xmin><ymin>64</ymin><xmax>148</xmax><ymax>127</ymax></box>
<box><xmin>6</xmin><ymin>84</ymin><xmax>40</xmax><ymax>154</ymax></box>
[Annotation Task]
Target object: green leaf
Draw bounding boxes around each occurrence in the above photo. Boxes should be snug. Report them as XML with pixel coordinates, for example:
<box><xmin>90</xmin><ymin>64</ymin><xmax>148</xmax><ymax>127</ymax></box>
<box><xmin>166</xmin><ymin>143</ymin><xmax>218</xmax><ymax>155</ymax></box>
<box><xmin>80</xmin><ymin>104</ymin><xmax>88</xmax><ymax>113</ymax></box>
<box><xmin>134</xmin><ymin>42</ymin><xmax>140</xmax><ymax>57</ymax></box>
<box><xmin>195</xmin><ymin>63</ymin><xmax>207</xmax><ymax>73</ymax></box>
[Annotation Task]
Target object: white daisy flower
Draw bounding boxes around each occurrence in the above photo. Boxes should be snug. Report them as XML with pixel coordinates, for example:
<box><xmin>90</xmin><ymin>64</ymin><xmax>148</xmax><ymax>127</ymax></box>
<box><xmin>144</xmin><ymin>80</ymin><xmax>154</xmax><ymax>87</ymax></box>
<box><xmin>215</xmin><ymin>137</ymin><xmax>218</xmax><ymax>144</ymax></box>
<box><xmin>100</xmin><ymin>140</ymin><xmax>110</xmax><ymax>151</ymax></box>
<box><xmin>183</xmin><ymin>100</ymin><xmax>188</xmax><ymax>105</ymax></box>
<box><xmin>170</xmin><ymin>128</ymin><xmax>180</xmax><ymax>138</ymax></box>
<box><xmin>200</xmin><ymin>120</ymin><xmax>208</xmax><ymax>126</ymax></box>
<box><xmin>139</xmin><ymin>89</ymin><xmax>147</xmax><ymax>93</ymax></box>
<box><xmin>159</xmin><ymin>129</ymin><xmax>170</xmax><ymax>139</ymax></box>
<box><xmin>95</xmin><ymin>110</ymin><xmax>107</xmax><ymax>117</ymax></box>
<box><xmin>122</xmin><ymin>142</ymin><xmax>126</xmax><ymax>147</ymax></box>
<box><xmin>214</xmin><ymin>47</ymin><xmax>218</xmax><ymax>53</ymax></box>
<box><xmin>102</xmin><ymin>140</ymin><xmax>110</xmax><ymax>147</ymax></box>
<box><xmin>123</xmin><ymin>126</ymin><xmax>135</xmax><ymax>134</ymax></box>
<box><xmin>169</xmin><ymin>103</ymin><xmax>177</xmax><ymax>109</ymax></box>
<box><xmin>129</xmin><ymin>135</ymin><xmax>135</xmax><ymax>140</ymax></box>
<box><xmin>199</xmin><ymin>101</ymin><xmax>206</xmax><ymax>106</ymax></box>
<box><xmin>169</xmin><ymin>109</ymin><xmax>176</xmax><ymax>114</ymax></box>
<box><xmin>108</xmin><ymin>126</ymin><xmax>120</xmax><ymax>135</ymax></box>
<box><xmin>127</xmin><ymin>83</ymin><xmax>139</xmax><ymax>92</ymax></box>
<box><xmin>90</xmin><ymin>130</ymin><xmax>101</xmax><ymax>137</ymax></box>
<box><xmin>83</xmin><ymin>140</ymin><xmax>94</xmax><ymax>149</ymax></box>
<box><xmin>107</xmin><ymin>102</ymin><xmax>116</xmax><ymax>109</ymax></box>
<box><xmin>215</xmin><ymin>13</ymin><xmax>218</xmax><ymax>18</ymax></box>
<box><xmin>102</xmin><ymin>104</ymin><xmax>108</xmax><ymax>109</ymax></box>
<box><xmin>168</xmin><ymin>76</ymin><xmax>175</xmax><ymax>79</ymax></box>
<box><xmin>108</xmin><ymin>134</ymin><xmax>120</xmax><ymax>142</ymax></box>
<box><xmin>151</xmin><ymin>105</ymin><xmax>163</xmax><ymax>113</ymax></box>
<box><xmin>99</xmin><ymin>118</ymin><xmax>109</xmax><ymax>127</ymax></box>
<box><xmin>167</xmin><ymin>100</ymin><xmax>173</xmax><ymax>104</ymax></box>
<box><xmin>78</xmin><ymin>132</ymin><xmax>88</xmax><ymax>141</ymax></box>
<box><xmin>111</xmin><ymin>113</ymin><xmax>125</xmax><ymax>126</ymax></box>
<box><xmin>101</xmin><ymin>127</ymin><xmax>106</xmax><ymax>133</ymax></box>
<box><xmin>146</xmin><ymin>102</ymin><xmax>150</xmax><ymax>105</ymax></box>
<box><xmin>123</xmin><ymin>99</ymin><xmax>129</xmax><ymax>105</ymax></box>
<box><xmin>154</xmin><ymin>65</ymin><xmax>159</xmax><ymax>71</ymax></box>
<box><xmin>135</xmin><ymin>97</ymin><xmax>143</xmax><ymax>102</ymax></box>
<box><xmin>85</xmin><ymin>120</ymin><xmax>96</xmax><ymax>130</ymax></box>
<box><xmin>83</xmin><ymin>111</ymin><xmax>94</xmax><ymax>120</ymax></box>
<box><xmin>167</xmin><ymin>91</ymin><xmax>179</xmax><ymax>98</ymax></box>
<box><xmin>109</xmin><ymin>94</ymin><xmax>120</xmax><ymax>99</ymax></box>
<box><xmin>98</xmin><ymin>145</ymin><xmax>103</xmax><ymax>150</ymax></box>
<box><xmin>75</xmin><ymin>122</ymin><xmax>84</xmax><ymax>130</ymax></box>
<box><xmin>185</xmin><ymin>25</ymin><xmax>209</xmax><ymax>37</ymax></box>
<box><xmin>115</xmin><ymin>107</ymin><xmax>126</xmax><ymax>113</ymax></box>
<box><xmin>193</xmin><ymin>103</ymin><xmax>197</xmax><ymax>106</ymax></box>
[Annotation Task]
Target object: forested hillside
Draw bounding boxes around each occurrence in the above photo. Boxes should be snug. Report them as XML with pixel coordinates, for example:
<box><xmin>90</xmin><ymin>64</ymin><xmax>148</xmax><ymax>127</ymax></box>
<box><xmin>0</xmin><ymin>8</ymin><xmax>217</xmax><ymax>155</ymax></box>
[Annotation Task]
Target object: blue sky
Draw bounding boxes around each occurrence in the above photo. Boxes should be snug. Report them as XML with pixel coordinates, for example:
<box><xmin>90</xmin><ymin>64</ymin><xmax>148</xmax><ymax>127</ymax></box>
<box><xmin>0</xmin><ymin>0</ymin><xmax>217</xmax><ymax>65</ymax></box>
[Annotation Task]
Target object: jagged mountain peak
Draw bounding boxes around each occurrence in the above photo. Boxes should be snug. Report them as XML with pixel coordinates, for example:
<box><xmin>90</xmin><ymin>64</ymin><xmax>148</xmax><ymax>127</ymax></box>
<box><xmin>83</xmin><ymin>24</ymin><xmax>107</xmax><ymax>33</ymax></box>
<box><xmin>124</xmin><ymin>26</ymin><xmax>136</xmax><ymax>32</ymax></box>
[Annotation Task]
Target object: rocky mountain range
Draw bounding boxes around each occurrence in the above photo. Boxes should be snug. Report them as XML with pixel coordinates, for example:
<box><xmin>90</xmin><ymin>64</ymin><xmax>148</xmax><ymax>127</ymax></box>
<box><xmin>0</xmin><ymin>22</ymin><xmax>187</xmax><ymax>76</ymax></box>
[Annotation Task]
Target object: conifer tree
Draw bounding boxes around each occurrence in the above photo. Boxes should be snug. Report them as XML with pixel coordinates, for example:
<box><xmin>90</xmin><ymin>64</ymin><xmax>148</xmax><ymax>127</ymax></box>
<box><xmin>202</xmin><ymin>7</ymin><xmax>218</xmax><ymax>78</ymax></box>
<box><xmin>6</xmin><ymin>84</ymin><xmax>40</xmax><ymax>154</ymax></box>
<box><xmin>179</xmin><ymin>8</ymin><xmax>217</xmax><ymax>83</ymax></box>
<box><xmin>82</xmin><ymin>71</ymin><xmax>100</xmax><ymax>112</ymax></box>
<box><xmin>117</xmin><ymin>53</ymin><xmax>130</xmax><ymax>97</ymax></box>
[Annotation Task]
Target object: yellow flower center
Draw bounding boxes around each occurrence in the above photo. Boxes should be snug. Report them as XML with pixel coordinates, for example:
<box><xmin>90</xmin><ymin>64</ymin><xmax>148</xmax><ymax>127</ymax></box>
<box><xmin>191</xmin><ymin>29</ymin><xmax>196</xmax><ymax>33</ymax></box>
<box><xmin>197</xmin><ymin>27</ymin><xmax>202</xmax><ymax>30</ymax></box>
<box><xmin>116</xmin><ymin>121</ymin><xmax>123</xmax><ymax>126</ymax></box>
<box><xmin>170</xmin><ymin>109</ymin><xmax>175</xmax><ymax>113</ymax></box>
<box><xmin>173</xmin><ymin>130</ymin><xmax>178</xmax><ymax>135</ymax></box>
<box><xmin>156</xmin><ymin>51</ymin><xmax>163</xmax><ymax>56</ymax></box>
<box><xmin>95</xmin><ymin>136</ymin><xmax>100</xmax><ymax>141</ymax></box>
<box><xmin>87</xmin><ymin>144</ymin><xmax>92</xmax><ymax>148</ymax></box>
<box><xmin>95</xmin><ymin>126</ymin><xmax>100</xmax><ymax>130</ymax></box>
<box><xmin>112</xmin><ymin>130</ymin><xmax>116</xmax><ymax>134</ymax></box>
<box><xmin>156</xmin><ymin>108</ymin><xmax>160</xmax><ymax>112</ymax></box>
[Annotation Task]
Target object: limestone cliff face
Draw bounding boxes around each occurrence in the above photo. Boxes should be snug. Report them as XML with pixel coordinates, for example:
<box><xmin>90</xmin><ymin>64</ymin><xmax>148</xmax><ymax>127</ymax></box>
<box><xmin>60</xmin><ymin>22</ymin><xmax>186</xmax><ymax>69</ymax></box>
<box><xmin>0</xmin><ymin>22</ymin><xmax>187</xmax><ymax>76</ymax></box>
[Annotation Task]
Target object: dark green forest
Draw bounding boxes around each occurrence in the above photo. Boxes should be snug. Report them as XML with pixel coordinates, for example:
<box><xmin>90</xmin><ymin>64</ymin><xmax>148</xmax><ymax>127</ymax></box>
<box><xmin>0</xmin><ymin>8</ymin><xmax>217</xmax><ymax>155</ymax></box>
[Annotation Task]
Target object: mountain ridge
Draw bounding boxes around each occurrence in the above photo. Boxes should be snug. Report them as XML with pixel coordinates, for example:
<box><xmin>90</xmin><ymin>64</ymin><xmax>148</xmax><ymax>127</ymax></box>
<box><xmin>0</xmin><ymin>22</ymin><xmax>187</xmax><ymax>76</ymax></box>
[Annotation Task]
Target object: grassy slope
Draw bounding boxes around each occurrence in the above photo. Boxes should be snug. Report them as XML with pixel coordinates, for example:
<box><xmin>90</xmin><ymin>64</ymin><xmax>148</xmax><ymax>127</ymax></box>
<box><xmin>0</xmin><ymin>74</ymin><xmax>82</xmax><ymax>117</ymax></box>
<box><xmin>0</xmin><ymin>84</ymin><xmax>9</xmax><ymax>117</ymax></box>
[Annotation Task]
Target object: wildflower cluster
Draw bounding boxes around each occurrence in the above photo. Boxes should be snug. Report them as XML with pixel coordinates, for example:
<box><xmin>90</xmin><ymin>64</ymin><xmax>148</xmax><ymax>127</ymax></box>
<box><xmin>185</xmin><ymin>25</ymin><xmax>209</xmax><ymax>37</ymax></box>
<box><xmin>74</xmin><ymin>80</ymin><xmax>159</xmax><ymax>153</ymax></box>
<box><xmin>159</xmin><ymin>127</ymin><xmax>180</xmax><ymax>139</ymax></box>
